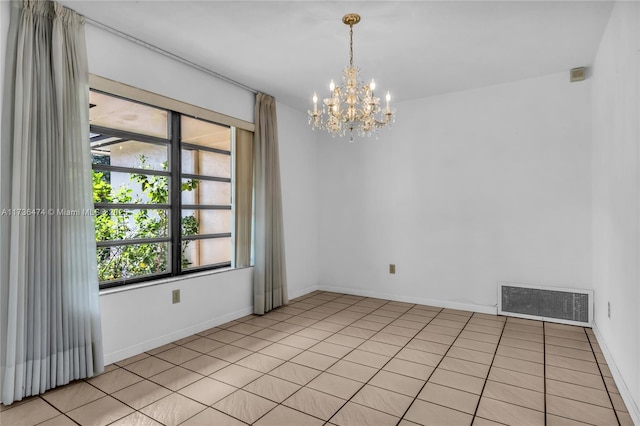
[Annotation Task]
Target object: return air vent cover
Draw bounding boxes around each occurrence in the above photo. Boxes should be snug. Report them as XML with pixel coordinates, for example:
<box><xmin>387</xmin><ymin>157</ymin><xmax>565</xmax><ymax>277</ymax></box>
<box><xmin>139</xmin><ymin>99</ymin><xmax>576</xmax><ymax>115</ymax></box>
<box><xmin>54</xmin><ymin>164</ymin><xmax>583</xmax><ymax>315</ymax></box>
<box><xmin>498</xmin><ymin>282</ymin><xmax>593</xmax><ymax>327</ymax></box>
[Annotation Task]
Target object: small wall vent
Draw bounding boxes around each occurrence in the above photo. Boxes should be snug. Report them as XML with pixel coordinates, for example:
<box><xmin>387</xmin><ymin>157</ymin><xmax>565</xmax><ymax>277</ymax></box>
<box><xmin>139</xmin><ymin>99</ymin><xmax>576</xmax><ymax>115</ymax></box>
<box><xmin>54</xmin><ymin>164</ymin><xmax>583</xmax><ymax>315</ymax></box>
<box><xmin>570</xmin><ymin>67</ymin><xmax>586</xmax><ymax>82</ymax></box>
<box><xmin>498</xmin><ymin>282</ymin><xmax>593</xmax><ymax>327</ymax></box>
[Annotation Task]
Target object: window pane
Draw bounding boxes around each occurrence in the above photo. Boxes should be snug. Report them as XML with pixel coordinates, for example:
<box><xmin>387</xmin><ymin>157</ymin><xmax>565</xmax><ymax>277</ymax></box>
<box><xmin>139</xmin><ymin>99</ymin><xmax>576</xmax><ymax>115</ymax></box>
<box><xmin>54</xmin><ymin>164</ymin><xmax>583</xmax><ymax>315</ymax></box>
<box><xmin>91</xmin><ymin>137</ymin><xmax>169</xmax><ymax>172</ymax></box>
<box><xmin>182</xmin><ymin>209</ymin><xmax>231</xmax><ymax>236</ymax></box>
<box><xmin>90</xmin><ymin>91</ymin><xmax>168</xmax><ymax>138</ymax></box>
<box><xmin>90</xmin><ymin>87</ymin><xmax>238</xmax><ymax>288</ymax></box>
<box><xmin>93</xmin><ymin>170</ymin><xmax>169</xmax><ymax>204</ymax></box>
<box><xmin>95</xmin><ymin>209</ymin><xmax>169</xmax><ymax>241</ymax></box>
<box><xmin>181</xmin><ymin>116</ymin><xmax>231</xmax><ymax>151</ymax></box>
<box><xmin>181</xmin><ymin>179</ymin><xmax>230</xmax><ymax>206</ymax></box>
<box><xmin>97</xmin><ymin>242</ymin><xmax>170</xmax><ymax>282</ymax></box>
<box><xmin>182</xmin><ymin>237</ymin><xmax>231</xmax><ymax>270</ymax></box>
<box><xmin>182</xmin><ymin>148</ymin><xmax>230</xmax><ymax>178</ymax></box>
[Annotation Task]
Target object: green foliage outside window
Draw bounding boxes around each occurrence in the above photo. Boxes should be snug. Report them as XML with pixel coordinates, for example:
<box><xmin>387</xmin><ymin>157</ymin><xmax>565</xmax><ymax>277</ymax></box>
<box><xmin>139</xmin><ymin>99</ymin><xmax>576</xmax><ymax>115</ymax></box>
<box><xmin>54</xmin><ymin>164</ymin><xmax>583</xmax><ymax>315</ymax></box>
<box><xmin>93</xmin><ymin>155</ymin><xmax>199</xmax><ymax>282</ymax></box>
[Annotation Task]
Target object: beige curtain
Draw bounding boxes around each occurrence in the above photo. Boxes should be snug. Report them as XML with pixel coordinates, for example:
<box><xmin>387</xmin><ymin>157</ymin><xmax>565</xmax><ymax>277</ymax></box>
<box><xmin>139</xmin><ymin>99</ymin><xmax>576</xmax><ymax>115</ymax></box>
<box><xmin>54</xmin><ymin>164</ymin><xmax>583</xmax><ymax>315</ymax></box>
<box><xmin>253</xmin><ymin>93</ymin><xmax>287</xmax><ymax>315</ymax></box>
<box><xmin>0</xmin><ymin>0</ymin><xmax>103</xmax><ymax>404</ymax></box>
<box><xmin>235</xmin><ymin>128</ymin><xmax>254</xmax><ymax>267</ymax></box>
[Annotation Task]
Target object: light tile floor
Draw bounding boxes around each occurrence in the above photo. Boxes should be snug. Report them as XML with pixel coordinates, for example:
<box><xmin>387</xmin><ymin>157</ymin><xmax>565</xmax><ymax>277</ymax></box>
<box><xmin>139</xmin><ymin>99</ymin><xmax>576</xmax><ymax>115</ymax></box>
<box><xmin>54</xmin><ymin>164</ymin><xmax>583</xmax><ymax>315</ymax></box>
<box><xmin>0</xmin><ymin>291</ymin><xmax>634</xmax><ymax>426</ymax></box>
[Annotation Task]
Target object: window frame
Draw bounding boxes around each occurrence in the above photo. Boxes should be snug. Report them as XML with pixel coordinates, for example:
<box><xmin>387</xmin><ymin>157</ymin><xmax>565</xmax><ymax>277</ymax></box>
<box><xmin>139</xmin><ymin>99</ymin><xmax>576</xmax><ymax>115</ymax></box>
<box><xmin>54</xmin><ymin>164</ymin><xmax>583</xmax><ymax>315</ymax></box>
<box><xmin>90</xmin><ymin>85</ymin><xmax>244</xmax><ymax>290</ymax></box>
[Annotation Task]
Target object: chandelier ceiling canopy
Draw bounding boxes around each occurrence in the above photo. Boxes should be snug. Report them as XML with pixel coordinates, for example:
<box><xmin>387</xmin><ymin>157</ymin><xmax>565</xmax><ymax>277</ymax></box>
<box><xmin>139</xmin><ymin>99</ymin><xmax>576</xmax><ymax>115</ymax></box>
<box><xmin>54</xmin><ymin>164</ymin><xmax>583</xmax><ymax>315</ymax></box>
<box><xmin>308</xmin><ymin>13</ymin><xmax>394</xmax><ymax>141</ymax></box>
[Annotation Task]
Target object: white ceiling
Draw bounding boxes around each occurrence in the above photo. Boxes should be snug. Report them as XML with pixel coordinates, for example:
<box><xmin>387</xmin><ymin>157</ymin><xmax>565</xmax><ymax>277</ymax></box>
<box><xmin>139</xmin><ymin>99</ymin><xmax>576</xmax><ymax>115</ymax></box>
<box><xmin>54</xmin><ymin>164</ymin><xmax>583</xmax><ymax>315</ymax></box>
<box><xmin>60</xmin><ymin>1</ymin><xmax>614</xmax><ymax>111</ymax></box>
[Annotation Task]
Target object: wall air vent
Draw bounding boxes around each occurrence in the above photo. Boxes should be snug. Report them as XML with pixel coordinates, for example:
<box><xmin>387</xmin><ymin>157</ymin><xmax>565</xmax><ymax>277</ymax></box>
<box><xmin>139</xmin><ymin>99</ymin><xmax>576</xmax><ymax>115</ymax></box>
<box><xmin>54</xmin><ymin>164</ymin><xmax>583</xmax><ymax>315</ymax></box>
<box><xmin>570</xmin><ymin>67</ymin><xmax>586</xmax><ymax>82</ymax></box>
<box><xmin>498</xmin><ymin>282</ymin><xmax>593</xmax><ymax>327</ymax></box>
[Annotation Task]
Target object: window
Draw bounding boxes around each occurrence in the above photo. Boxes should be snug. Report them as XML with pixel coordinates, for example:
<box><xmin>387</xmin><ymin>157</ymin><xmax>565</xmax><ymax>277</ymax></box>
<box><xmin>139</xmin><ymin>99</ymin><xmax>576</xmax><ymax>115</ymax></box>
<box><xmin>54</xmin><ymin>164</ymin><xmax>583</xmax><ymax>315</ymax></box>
<box><xmin>90</xmin><ymin>90</ymin><xmax>234</xmax><ymax>289</ymax></box>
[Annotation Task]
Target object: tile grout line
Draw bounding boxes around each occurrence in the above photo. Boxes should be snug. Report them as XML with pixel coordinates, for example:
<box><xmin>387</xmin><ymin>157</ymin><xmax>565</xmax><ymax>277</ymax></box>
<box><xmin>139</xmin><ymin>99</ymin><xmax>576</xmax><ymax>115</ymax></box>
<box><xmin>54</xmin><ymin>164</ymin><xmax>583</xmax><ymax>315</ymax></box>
<box><xmin>235</xmin><ymin>292</ymin><xmax>397</xmax><ymax>425</ymax></box>
<box><xmin>245</xmin><ymin>292</ymin><xmax>362</xmax><ymax>425</ymax></box>
<box><xmin>218</xmin><ymin>291</ymin><xmax>361</xmax><ymax>425</ymax></box>
<box><xmin>346</xmin><ymin>303</ymin><xmax>456</xmax><ymax>417</ymax></box>
<box><xmin>322</xmin><ymin>299</ymin><xmax>429</xmax><ymax>424</ymax></box>
<box><xmin>166</xmin><ymin>292</ymin><xmax>332</xmax><ymax>425</ymax></box>
<box><xmin>543</xmin><ymin>322</ymin><xmax>547</xmax><ymax>426</ymax></box>
<box><xmin>468</xmin><ymin>313</ymin><xmax>507</xmax><ymax>424</ymax></box>
<box><xmin>98</xmin><ymin>351</ymin><xmax>212</xmax><ymax>424</ymax></box>
<box><xmin>584</xmin><ymin>326</ymin><xmax>621</xmax><ymax>426</ymax></box>
<box><xmin>268</xmin><ymin>298</ymin><xmax>439</xmax><ymax>425</ymax></box>
<box><xmin>67</xmin><ymin>379</ymin><xmax>131</xmax><ymax>424</ymax></box>
<box><xmin>43</xmin><ymin>298</ymin><xmax>506</xmax><ymax>425</ymax></box>
<box><xmin>17</xmin><ymin>293</ymin><xmax>622</xmax><ymax>426</ymax></box>
<box><xmin>0</xmin><ymin>294</ymin><xmax>521</xmax><ymax>425</ymax></box>
<box><xmin>394</xmin><ymin>310</ymin><xmax>477</xmax><ymax>426</ymax></box>
<box><xmin>34</xmin><ymin>396</ymin><xmax>80</xmax><ymax>425</ymax></box>
<box><xmin>96</xmin><ymin>292</ymin><xmax>338</xmax><ymax>426</ymax></box>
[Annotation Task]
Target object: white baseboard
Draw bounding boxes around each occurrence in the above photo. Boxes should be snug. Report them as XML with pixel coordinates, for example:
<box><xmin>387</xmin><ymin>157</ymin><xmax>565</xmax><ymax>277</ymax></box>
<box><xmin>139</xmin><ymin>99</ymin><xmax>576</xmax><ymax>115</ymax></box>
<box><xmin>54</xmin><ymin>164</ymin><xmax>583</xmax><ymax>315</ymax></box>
<box><xmin>318</xmin><ymin>284</ymin><xmax>497</xmax><ymax>315</ymax></box>
<box><xmin>103</xmin><ymin>284</ymin><xmax>497</xmax><ymax>365</ymax></box>
<box><xmin>103</xmin><ymin>305</ymin><xmax>253</xmax><ymax>365</ymax></box>
<box><xmin>103</xmin><ymin>284</ymin><xmax>320</xmax><ymax>365</ymax></box>
<box><xmin>592</xmin><ymin>323</ymin><xmax>640</xmax><ymax>425</ymax></box>
<box><xmin>288</xmin><ymin>284</ymin><xmax>320</xmax><ymax>301</ymax></box>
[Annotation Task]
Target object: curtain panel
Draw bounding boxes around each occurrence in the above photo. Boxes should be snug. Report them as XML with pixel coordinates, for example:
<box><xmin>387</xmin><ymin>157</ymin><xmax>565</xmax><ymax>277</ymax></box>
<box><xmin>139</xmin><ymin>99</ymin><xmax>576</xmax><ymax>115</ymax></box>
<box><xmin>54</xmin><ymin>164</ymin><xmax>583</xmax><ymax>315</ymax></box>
<box><xmin>234</xmin><ymin>128</ymin><xmax>254</xmax><ymax>268</ymax></box>
<box><xmin>0</xmin><ymin>0</ymin><xmax>103</xmax><ymax>405</ymax></box>
<box><xmin>253</xmin><ymin>93</ymin><xmax>288</xmax><ymax>315</ymax></box>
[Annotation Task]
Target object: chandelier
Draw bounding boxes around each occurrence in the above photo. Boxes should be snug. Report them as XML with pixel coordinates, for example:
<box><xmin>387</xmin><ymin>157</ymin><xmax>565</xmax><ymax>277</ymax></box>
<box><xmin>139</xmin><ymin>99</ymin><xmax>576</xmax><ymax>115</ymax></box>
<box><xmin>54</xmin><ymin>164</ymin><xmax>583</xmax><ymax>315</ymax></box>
<box><xmin>308</xmin><ymin>13</ymin><xmax>394</xmax><ymax>141</ymax></box>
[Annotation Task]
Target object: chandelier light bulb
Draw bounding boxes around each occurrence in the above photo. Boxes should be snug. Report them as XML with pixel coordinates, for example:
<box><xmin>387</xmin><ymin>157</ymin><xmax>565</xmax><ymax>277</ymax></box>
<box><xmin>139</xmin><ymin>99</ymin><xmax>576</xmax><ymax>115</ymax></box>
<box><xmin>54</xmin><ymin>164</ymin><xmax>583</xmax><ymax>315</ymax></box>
<box><xmin>308</xmin><ymin>13</ymin><xmax>395</xmax><ymax>140</ymax></box>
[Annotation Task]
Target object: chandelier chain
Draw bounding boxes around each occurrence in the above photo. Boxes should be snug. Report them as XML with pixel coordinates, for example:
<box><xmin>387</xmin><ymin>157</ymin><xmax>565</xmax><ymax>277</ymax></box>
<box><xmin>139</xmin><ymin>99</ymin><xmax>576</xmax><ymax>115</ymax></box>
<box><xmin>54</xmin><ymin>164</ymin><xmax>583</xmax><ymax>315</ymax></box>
<box><xmin>349</xmin><ymin>24</ymin><xmax>354</xmax><ymax>67</ymax></box>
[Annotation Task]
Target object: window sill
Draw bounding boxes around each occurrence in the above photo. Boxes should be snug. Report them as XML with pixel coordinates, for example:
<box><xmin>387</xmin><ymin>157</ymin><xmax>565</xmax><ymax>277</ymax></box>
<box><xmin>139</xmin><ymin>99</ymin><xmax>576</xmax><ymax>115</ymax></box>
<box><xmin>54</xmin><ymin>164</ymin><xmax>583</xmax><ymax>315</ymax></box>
<box><xmin>99</xmin><ymin>265</ymin><xmax>254</xmax><ymax>296</ymax></box>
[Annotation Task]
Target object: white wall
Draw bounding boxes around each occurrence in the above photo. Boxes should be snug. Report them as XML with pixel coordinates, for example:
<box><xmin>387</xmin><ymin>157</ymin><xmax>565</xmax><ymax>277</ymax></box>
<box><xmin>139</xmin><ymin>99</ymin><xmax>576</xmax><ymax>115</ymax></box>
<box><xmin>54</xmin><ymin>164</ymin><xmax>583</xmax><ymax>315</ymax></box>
<box><xmin>318</xmin><ymin>72</ymin><xmax>592</xmax><ymax>313</ymax></box>
<box><xmin>0</xmin><ymin>8</ymin><xmax>318</xmax><ymax>364</ymax></box>
<box><xmin>277</xmin><ymin>102</ymin><xmax>320</xmax><ymax>298</ymax></box>
<box><xmin>87</xmin><ymin>23</ymin><xmax>256</xmax><ymax>363</ymax></box>
<box><xmin>100</xmin><ymin>269</ymin><xmax>253</xmax><ymax>364</ymax></box>
<box><xmin>85</xmin><ymin>24</ymin><xmax>254</xmax><ymax>124</ymax></box>
<box><xmin>591</xmin><ymin>1</ymin><xmax>640</xmax><ymax>422</ymax></box>
<box><xmin>85</xmin><ymin>23</ymin><xmax>318</xmax><ymax>363</ymax></box>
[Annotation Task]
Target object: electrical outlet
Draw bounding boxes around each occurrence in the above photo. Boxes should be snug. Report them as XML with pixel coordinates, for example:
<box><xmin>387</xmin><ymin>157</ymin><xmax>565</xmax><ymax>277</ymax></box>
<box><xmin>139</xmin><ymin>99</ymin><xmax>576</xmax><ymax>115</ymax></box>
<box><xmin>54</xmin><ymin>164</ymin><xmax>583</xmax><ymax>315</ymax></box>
<box><xmin>172</xmin><ymin>289</ymin><xmax>181</xmax><ymax>304</ymax></box>
<box><xmin>389</xmin><ymin>264</ymin><xmax>396</xmax><ymax>274</ymax></box>
<box><xmin>607</xmin><ymin>301</ymin><xmax>611</xmax><ymax>318</ymax></box>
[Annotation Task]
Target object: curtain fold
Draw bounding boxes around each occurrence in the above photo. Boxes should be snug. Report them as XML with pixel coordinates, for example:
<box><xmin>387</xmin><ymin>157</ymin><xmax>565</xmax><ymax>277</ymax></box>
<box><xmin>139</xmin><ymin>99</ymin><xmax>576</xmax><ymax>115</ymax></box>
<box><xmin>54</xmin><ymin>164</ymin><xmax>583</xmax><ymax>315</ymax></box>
<box><xmin>253</xmin><ymin>93</ymin><xmax>288</xmax><ymax>315</ymax></box>
<box><xmin>234</xmin><ymin>128</ymin><xmax>254</xmax><ymax>268</ymax></box>
<box><xmin>0</xmin><ymin>0</ymin><xmax>103</xmax><ymax>405</ymax></box>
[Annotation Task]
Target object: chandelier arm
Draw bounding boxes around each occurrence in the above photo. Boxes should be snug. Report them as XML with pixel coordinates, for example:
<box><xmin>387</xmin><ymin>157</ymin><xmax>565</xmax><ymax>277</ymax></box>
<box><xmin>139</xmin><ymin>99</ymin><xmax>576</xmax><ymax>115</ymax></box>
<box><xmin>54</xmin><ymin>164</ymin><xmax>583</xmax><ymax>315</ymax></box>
<box><xmin>372</xmin><ymin>115</ymin><xmax>394</xmax><ymax>128</ymax></box>
<box><xmin>354</xmin><ymin>92</ymin><xmax>378</xmax><ymax>106</ymax></box>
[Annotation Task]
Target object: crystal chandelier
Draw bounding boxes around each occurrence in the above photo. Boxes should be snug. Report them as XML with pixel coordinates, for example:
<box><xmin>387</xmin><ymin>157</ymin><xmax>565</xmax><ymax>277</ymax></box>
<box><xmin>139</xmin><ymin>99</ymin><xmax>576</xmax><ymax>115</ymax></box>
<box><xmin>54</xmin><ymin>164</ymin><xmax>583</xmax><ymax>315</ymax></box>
<box><xmin>308</xmin><ymin>13</ymin><xmax>394</xmax><ymax>141</ymax></box>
